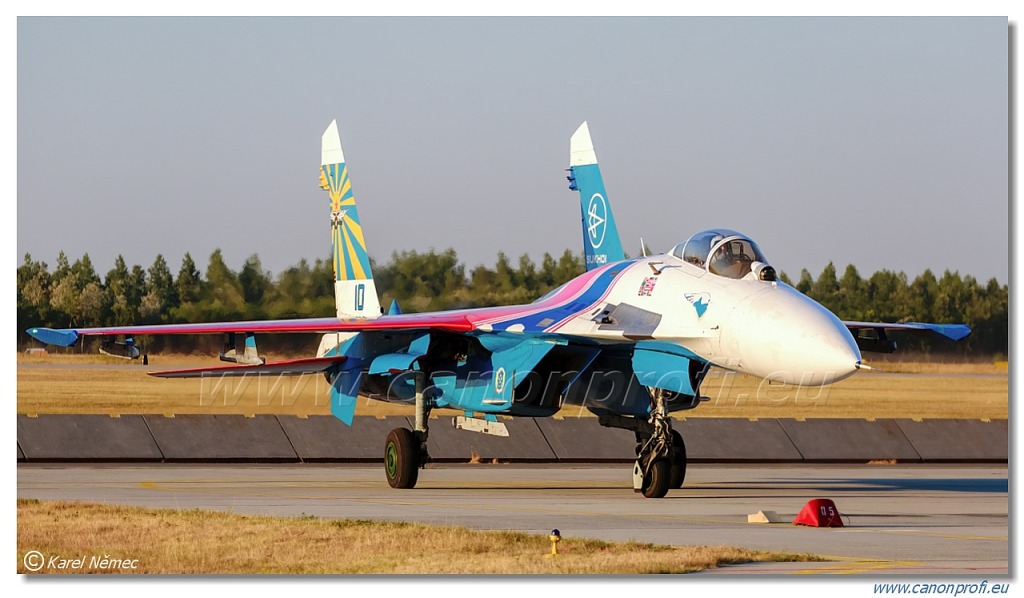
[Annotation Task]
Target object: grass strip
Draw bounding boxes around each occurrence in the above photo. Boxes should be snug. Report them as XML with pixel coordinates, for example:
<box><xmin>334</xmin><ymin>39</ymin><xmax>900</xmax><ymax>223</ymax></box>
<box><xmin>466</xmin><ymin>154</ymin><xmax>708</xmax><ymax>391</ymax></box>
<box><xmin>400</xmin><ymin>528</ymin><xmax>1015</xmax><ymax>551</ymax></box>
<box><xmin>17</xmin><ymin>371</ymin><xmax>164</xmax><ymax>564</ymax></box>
<box><xmin>17</xmin><ymin>498</ymin><xmax>824</xmax><ymax>574</ymax></box>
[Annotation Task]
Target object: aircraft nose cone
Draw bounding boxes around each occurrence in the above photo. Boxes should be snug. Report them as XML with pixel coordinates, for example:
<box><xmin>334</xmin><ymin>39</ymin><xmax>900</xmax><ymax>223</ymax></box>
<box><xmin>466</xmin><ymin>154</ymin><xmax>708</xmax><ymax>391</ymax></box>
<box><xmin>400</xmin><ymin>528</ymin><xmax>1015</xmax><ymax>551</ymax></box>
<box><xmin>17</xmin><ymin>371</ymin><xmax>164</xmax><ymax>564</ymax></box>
<box><xmin>722</xmin><ymin>285</ymin><xmax>862</xmax><ymax>386</ymax></box>
<box><xmin>804</xmin><ymin>329</ymin><xmax>862</xmax><ymax>385</ymax></box>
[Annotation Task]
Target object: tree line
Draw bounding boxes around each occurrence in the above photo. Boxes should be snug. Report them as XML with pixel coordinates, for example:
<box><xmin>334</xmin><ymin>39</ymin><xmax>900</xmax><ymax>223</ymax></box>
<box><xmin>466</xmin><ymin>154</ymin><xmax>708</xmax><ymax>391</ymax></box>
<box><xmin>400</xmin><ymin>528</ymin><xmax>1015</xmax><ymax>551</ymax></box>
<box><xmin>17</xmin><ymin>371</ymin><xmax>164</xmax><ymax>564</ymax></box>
<box><xmin>17</xmin><ymin>249</ymin><xmax>1007</xmax><ymax>357</ymax></box>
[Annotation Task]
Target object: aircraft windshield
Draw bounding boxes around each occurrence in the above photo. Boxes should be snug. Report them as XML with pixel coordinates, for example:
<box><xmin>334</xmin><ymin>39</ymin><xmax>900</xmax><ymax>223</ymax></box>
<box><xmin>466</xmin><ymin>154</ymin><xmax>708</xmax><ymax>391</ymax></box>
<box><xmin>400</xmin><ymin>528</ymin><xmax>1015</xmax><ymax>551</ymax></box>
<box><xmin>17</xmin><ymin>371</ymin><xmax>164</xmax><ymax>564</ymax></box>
<box><xmin>672</xmin><ymin>229</ymin><xmax>769</xmax><ymax>279</ymax></box>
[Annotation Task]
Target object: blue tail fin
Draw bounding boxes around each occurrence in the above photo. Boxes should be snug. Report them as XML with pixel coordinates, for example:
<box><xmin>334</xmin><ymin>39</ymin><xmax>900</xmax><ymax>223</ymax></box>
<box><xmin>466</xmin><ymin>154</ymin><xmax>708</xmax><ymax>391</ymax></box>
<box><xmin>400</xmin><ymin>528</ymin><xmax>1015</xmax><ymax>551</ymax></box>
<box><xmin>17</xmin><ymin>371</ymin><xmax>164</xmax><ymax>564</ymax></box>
<box><xmin>567</xmin><ymin>122</ymin><xmax>625</xmax><ymax>271</ymax></box>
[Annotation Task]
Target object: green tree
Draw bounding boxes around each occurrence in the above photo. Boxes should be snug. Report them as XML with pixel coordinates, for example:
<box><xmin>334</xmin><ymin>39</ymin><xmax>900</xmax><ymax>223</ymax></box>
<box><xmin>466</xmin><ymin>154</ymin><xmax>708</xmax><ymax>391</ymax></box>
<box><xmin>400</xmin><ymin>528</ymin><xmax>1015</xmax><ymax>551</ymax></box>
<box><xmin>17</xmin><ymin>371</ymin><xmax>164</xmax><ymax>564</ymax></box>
<box><xmin>203</xmin><ymin>249</ymin><xmax>245</xmax><ymax>319</ymax></box>
<box><xmin>141</xmin><ymin>254</ymin><xmax>178</xmax><ymax>322</ymax></box>
<box><xmin>52</xmin><ymin>251</ymin><xmax>71</xmax><ymax>284</ymax></box>
<box><xmin>494</xmin><ymin>251</ymin><xmax>515</xmax><ymax>294</ymax></box>
<box><xmin>795</xmin><ymin>269</ymin><xmax>813</xmax><ymax>294</ymax></box>
<box><xmin>539</xmin><ymin>252</ymin><xmax>559</xmax><ymax>288</ymax></box>
<box><xmin>18</xmin><ymin>254</ymin><xmax>53</xmax><ymax>343</ymax></box>
<box><xmin>239</xmin><ymin>254</ymin><xmax>274</xmax><ymax>316</ymax></box>
<box><xmin>104</xmin><ymin>255</ymin><xmax>142</xmax><ymax>326</ymax></box>
<box><xmin>175</xmin><ymin>253</ymin><xmax>203</xmax><ymax>305</ymax></box>
<box><xmin>837</xmin><ymin>264</ymin><xmax>865</xmax><ymax>319</ymax></box>
<box><xmin>554</xmin><ymin>249</ymin><xmax>583</xmax><ymax>283</ymax></box>
<box><xmin>908</xmin><ymin>269</ymin><xmax>939</xmax><ymax>324</ymax></box>
<box><xmin>516</xmin><ymin>254</ymin><xmax>538</xmax><ymax>294</ymax></box>
<box><xmin>810</xmin><ymin>262</ymin><xmax>840</xmax><ymax>312</ymax></box>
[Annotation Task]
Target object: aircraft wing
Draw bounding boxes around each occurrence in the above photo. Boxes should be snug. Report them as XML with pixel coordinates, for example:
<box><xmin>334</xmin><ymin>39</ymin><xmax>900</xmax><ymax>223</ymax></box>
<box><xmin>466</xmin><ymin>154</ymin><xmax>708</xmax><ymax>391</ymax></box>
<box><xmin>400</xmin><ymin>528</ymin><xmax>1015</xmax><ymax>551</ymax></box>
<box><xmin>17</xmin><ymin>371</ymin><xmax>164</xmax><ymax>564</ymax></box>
<box><xmin>26</xmin><ymin>312</ymin><xmax>478</xmax><ymax>347</ymax></box>
<box><xmin>843</xmin><ymin>321</ymin><xmax>972</xmax><ymax>341</ymax></box>
<box><xmin>26</xmin><ymin>261</ymin><xmax>650</xmax><ymax>349</ymax></box>
<box><xmin>149</xmin><ymin>356</ymin><xmax>348</xmax><ymax>378</ymax></box>
<box><xmin>843</xmin><ymin>320</ymin><xmax>971</xmax><ymax>353</ymax></box>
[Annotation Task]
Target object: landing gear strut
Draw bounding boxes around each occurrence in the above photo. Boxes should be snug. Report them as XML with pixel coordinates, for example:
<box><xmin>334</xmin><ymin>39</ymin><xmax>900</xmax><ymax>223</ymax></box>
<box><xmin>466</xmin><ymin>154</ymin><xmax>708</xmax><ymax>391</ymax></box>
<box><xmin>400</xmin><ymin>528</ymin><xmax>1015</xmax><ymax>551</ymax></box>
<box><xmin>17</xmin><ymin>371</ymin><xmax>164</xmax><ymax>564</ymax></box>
<box><xmin>624</xmin><ymin>387</ymin><xmax>687</xmax><ymax>498</ymax></box>
<box><xmin>384</xmin><ymin>369</ymin><xmax>431</xmax><ymax>489</ymax></box>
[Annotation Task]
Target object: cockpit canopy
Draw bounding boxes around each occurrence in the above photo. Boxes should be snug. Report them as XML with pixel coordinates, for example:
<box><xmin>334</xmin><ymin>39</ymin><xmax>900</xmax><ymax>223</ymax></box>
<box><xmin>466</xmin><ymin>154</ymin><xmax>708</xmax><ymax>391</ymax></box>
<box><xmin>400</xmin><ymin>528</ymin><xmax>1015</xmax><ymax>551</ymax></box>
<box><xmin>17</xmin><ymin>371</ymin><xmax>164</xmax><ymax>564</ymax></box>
<box><xmin>670</xmin><ymin>229</ymin><xmax>771</xmax><ymax>280</ymax></box>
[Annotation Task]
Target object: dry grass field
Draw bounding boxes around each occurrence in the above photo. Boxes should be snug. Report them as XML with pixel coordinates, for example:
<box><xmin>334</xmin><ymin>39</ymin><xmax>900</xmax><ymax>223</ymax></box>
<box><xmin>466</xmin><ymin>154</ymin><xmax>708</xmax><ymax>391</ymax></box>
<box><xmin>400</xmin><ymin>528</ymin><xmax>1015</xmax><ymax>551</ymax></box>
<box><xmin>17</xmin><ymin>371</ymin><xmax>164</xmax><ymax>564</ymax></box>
<box><xmin>17</xmin><ymin>353</ymin><xmax>1008</xmax><ymax>420</ymax></box>
<box><xmin>17</xmin><ymin>498</ymin><xmax>822</xmax><ymax>574</ymax></box>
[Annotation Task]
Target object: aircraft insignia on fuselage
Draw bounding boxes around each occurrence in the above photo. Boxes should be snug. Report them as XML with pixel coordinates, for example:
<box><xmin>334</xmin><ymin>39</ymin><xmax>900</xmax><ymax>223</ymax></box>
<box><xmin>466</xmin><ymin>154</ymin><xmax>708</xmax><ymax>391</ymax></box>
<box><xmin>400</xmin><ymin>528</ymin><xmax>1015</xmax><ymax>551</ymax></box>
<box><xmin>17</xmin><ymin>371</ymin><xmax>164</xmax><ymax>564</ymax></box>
<box><xmin>638</xmin><ymin>276</ymin><xmax>658</xmax><ymax>297</ymax></box>
<box><xmin>685</xmin><ymin>292</ymin><xmax>711</xmax><ymax>318</ymax></box>
<box><xmin>494</xmin><ymin>367</ymin><xmax>507</xmax><ymax>394</ymax></box>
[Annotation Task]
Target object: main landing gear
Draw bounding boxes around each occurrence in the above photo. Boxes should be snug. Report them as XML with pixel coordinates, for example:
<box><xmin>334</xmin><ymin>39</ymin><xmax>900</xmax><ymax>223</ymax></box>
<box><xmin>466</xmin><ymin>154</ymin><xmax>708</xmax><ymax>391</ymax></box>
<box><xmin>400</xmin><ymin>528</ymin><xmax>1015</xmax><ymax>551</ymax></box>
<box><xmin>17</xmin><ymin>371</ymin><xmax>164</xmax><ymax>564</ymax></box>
<box><xmin>384</xmin><ymin>370</ymin><xmax>431</xmax><ymax>489</ymax></box>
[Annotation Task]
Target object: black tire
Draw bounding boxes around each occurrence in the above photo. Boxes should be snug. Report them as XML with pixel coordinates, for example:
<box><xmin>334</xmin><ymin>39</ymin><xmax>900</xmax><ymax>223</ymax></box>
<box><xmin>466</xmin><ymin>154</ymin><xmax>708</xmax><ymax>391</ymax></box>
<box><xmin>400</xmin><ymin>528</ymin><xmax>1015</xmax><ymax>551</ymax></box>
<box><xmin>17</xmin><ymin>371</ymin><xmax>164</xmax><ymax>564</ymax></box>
<box><xmin>669</xmin><ymin>430</ymin><xmax>687</xmax><ymax>490</ymax></box>
<box><xmin>384</xmin><ymin>428</ymin><xmax>420</xmax><ymax>489</ymax></box>
<box><xmin>641</xmin><ymin>458</ymin><xmax>671</xmax><ymax>499</ymax></box>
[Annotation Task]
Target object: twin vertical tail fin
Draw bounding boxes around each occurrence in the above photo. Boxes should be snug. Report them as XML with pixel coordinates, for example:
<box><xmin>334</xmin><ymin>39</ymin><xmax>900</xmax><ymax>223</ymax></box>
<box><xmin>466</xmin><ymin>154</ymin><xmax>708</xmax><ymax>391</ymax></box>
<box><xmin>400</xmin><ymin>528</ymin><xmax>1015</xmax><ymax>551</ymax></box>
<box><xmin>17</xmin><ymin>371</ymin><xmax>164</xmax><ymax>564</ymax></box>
<box><xmin>319</xmin><ymin>120</ymin><xmax>382</xmax><ymax>319</ymax></box>
<box><xmin>567</xmin><ymin>122</ymin><xmax>625</xmax><ymax>271</ymax></box>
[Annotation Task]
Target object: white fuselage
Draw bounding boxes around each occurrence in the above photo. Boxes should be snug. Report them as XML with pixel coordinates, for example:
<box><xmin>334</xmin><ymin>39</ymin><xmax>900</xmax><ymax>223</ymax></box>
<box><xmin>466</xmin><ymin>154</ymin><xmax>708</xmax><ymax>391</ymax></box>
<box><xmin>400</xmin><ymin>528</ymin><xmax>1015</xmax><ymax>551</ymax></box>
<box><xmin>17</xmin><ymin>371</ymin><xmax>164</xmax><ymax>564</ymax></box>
<box><xmin>554</xmin><ymin>254</ymin><xmax>862</xmax><ymax>386</ymax></box>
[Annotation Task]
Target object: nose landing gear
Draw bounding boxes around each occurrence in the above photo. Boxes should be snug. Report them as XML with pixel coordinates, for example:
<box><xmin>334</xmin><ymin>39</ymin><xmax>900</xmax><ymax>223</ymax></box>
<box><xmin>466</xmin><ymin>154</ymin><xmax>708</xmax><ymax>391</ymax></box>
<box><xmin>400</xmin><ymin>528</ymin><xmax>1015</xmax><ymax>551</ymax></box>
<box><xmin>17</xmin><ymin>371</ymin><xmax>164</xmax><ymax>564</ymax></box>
<box><xmin>630</xmin><ymin>387</ymin><xmax>686</xmax><ymax>498</ymax></box>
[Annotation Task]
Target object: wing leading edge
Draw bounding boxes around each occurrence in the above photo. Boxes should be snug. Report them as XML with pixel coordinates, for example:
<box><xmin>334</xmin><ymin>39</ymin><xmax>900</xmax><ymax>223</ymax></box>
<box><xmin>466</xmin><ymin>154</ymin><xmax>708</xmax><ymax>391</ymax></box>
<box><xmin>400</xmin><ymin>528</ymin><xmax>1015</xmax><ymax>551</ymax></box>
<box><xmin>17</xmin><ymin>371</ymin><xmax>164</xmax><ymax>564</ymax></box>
<box><xmin>26</xmin><ymin>313</ymin><xmax>477</xmax><ymax>348</ymax></box>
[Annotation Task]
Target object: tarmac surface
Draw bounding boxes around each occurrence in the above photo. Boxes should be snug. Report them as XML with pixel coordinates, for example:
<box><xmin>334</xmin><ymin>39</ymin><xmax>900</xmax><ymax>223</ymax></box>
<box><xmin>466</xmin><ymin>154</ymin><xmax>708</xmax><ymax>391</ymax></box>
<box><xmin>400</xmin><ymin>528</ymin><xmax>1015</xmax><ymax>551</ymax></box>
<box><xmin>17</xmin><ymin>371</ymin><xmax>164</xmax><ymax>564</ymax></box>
<box><xmin>17</xmin><ymin>462</ymin><xmax>1009</xmax><ymax>575</ymax></box>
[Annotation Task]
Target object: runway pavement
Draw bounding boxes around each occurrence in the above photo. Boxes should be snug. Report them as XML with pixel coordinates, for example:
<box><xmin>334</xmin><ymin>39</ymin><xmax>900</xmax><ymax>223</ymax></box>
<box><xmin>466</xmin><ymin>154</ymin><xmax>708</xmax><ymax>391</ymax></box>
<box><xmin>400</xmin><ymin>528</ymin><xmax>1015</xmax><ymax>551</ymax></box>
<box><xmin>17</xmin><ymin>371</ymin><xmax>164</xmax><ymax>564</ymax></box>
<box><xmin>17</xmin><ymin>463</ymin><xmax>1008</xmax><ymax>575</ymax></box>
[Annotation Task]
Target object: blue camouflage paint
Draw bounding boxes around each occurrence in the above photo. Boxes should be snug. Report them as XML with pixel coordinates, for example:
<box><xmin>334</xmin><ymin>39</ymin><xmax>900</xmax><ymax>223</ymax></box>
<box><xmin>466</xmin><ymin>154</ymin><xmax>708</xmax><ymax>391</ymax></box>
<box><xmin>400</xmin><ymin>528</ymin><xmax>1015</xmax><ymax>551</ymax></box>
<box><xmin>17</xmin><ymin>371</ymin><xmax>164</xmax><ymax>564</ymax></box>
<box><xmin>330</xmin><ymin>368</ymin><xmax>361</xmax><ymax>426</ymax></box>
<box><xmin>906</xmin><ymin>322</ymin><xmax>972</xmax><ymax>341</ymax></box>
<box><xmin>26</xmin><ymin>327</ymin><xmax>79</xmax><ymax>347</ymax></box>
<box><xmin>569</xmin><ymin>163</ymin><xmax>625</xmax><ymax>271</ymax></box>
<box><xmin>428</xmin><ymin>338</ymin><xmax>556</xmax><ymax>413</ymax></box>
<box><xmin>632</xmin><ymin>349</ymin><xmax>696</xmax><ymax>396</ymax></box>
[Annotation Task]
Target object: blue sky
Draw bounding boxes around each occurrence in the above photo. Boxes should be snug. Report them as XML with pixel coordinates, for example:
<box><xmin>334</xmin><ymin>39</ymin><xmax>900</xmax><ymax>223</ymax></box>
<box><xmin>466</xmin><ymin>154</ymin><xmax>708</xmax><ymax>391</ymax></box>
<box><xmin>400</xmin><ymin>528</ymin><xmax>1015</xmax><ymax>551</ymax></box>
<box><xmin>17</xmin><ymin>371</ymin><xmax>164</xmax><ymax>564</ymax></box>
<box><xmin>17</xmin><ymin>17</ymin><xmax>1008</xmax><ymax>283</ymax></box>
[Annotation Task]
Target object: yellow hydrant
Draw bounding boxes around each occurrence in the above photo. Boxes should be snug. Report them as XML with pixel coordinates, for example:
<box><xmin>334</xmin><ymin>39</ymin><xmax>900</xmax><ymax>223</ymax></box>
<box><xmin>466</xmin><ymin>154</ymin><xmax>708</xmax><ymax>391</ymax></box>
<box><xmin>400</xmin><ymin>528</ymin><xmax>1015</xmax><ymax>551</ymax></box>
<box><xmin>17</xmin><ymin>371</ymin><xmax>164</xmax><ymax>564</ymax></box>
<box><xmin>547</xmin><ymin>529</ymin><xmax>561</xmax><ymax>558</ymax></box>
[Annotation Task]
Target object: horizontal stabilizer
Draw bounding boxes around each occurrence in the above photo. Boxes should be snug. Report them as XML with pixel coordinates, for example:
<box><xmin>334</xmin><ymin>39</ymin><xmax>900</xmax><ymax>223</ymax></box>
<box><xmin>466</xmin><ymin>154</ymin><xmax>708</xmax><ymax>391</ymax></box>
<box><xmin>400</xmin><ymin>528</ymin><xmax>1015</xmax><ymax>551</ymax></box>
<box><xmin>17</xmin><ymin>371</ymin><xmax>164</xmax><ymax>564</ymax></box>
<box><xmin>149</xmin><ymin>356</ymin><xmax>347</xmax><ymax>378</ymax></box>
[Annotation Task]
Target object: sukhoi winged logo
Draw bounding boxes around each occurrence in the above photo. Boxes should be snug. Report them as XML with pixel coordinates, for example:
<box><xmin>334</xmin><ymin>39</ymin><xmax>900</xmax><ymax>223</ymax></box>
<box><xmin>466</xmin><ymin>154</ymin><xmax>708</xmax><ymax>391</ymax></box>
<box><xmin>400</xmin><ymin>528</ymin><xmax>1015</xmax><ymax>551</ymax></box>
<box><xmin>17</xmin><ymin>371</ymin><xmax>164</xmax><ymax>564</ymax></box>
<box><xmin>587</xmin><ymin>193</ymin><xmax>607</xmax><ymax>249</ymax></box>
<box><xmin>685</xmin><ymin>292</ymin><xmax>711</xmax><ymax>318</ymax></box>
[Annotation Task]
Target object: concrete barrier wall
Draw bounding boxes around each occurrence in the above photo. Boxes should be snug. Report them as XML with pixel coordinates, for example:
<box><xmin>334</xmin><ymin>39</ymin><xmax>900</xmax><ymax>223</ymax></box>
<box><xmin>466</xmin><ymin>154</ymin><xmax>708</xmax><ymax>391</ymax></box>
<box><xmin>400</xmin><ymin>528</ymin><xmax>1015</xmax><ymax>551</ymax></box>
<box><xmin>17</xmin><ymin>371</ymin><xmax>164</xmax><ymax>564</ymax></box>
<box><xmin>16</xmin><ymin>415</ymin><xmax>1009</xmax><ymax>463</ymax></box>
<box><xmin>17</xmin><ymin>414</ymin><xmax>163</xmax><ymax>461</ymax></box>
<box><xmin>678</xmin><ymin>418</ymin><xmax>805</xmax><ymax>462</ymax></box>
<box><xmin>423</xmin><ymin>416</ymin><xmax>558</xmax><ymax>462</ymax></box>
<box><xmin>142</xmin><ymin>414</ymin><xmax>297</xmax><ymax>462</ymax></box>
<box><xmin>277</xmin><ymin>415</ymin><xmax>406</xmax><ymax>461</ymax></box>
<box><xmin>895</xmin><ymin>419</ymin><xmax>1008</xmax><ymax>462</ymax></box>
<box><xmin>535</xmin><ymin>417</ymin><xmax>636</xmax><ymax>461</ymax></box>
<box><xmin>779</xmin><ymin>418</ymin><xmax>922</xmax><ymax>462</ymax></box>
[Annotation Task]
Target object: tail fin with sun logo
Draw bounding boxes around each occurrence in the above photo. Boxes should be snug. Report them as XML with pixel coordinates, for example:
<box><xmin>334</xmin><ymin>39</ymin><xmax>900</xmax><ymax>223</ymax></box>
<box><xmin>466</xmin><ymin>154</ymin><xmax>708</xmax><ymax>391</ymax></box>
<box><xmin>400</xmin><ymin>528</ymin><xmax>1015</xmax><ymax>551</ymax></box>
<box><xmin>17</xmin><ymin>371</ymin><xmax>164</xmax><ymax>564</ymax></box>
<box><xmin>566</xmin><ymin>122</ymin><xmax>625</xmax><ymax>271</ymax></box>
<box><xmin>319</xmin><ymin>120</ymin><xmax>382</xmax><ymax>319</ymax></box>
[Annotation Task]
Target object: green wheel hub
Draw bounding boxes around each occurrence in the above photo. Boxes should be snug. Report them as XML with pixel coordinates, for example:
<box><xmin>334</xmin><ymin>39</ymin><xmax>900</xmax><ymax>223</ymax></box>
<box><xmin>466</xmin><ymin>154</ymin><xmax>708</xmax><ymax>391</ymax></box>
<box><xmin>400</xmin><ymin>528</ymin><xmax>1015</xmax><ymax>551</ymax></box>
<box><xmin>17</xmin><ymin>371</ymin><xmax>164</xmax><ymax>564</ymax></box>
<box><xmin>383</xmin><ymin>427</ymin><xmax>420</xmax><ymax>489</ymax></box>
<box><xmin>385</xmin><ymin>442</ymin><xmax>398</xmax><ymax>478</ymax></box>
